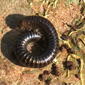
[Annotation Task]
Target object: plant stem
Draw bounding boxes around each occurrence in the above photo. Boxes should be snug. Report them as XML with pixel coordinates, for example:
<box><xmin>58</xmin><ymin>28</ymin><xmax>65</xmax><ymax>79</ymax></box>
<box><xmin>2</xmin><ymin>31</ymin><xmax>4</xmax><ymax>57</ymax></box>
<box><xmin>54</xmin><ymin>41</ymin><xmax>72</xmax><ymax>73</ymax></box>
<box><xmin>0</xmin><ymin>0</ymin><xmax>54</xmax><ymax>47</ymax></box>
<box><xmin>80</xmin><ymin>57</ymin><xmax>85</xmax><ymax>85</ymax></box>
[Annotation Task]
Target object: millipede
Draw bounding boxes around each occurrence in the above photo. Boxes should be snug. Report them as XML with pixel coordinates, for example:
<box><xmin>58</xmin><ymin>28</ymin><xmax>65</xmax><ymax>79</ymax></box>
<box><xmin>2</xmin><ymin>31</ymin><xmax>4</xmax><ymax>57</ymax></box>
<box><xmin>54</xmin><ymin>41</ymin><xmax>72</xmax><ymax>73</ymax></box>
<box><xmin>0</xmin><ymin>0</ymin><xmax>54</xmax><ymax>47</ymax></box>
<box><xmin>14</xmin><ymin>16</ymin><xmax>59</xmax><ymax>68</ymax></box>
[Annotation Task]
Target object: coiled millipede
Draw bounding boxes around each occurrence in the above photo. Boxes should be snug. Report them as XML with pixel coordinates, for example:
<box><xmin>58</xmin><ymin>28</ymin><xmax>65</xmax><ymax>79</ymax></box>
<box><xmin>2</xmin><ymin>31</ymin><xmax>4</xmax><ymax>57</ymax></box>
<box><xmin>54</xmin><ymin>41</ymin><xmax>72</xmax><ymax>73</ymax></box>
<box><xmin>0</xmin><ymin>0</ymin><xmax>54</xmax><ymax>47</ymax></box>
<box><xmin>14</xmin><ymin>16</ymin><xmax>59</xmax><ymax>68</ymax></box>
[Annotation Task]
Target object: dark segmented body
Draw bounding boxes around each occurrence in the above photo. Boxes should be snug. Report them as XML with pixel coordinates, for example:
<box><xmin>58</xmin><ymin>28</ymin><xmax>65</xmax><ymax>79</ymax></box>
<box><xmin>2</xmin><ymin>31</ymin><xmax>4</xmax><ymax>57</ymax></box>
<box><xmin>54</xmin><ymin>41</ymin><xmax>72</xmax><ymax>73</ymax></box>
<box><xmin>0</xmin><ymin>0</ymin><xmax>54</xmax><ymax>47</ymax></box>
<box><xmin>15</xmin><ymin>16</ymin><xmax>59</xmax><ymax>68</ymax></box>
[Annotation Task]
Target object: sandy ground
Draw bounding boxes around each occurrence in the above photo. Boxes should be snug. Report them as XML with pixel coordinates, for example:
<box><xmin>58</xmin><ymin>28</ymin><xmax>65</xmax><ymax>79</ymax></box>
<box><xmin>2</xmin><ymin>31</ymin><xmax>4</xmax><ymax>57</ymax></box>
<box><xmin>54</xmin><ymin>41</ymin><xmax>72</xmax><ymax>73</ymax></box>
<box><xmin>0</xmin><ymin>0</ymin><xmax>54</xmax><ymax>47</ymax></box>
<box><xmin>0</xmin><ymin>0</ymin><xmax>82</xmax><ymax>85</ymax></box>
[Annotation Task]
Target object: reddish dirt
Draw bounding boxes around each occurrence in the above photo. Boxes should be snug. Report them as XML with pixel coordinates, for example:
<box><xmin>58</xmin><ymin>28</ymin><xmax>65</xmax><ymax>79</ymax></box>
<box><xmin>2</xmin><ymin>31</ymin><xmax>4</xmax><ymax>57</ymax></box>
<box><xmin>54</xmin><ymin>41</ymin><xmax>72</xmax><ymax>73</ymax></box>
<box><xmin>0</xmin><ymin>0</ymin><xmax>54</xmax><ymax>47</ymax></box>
<box><xmin>0</xmin><ymin>0</ymin><xmax>81</xmax><ymax>85</ymax></box>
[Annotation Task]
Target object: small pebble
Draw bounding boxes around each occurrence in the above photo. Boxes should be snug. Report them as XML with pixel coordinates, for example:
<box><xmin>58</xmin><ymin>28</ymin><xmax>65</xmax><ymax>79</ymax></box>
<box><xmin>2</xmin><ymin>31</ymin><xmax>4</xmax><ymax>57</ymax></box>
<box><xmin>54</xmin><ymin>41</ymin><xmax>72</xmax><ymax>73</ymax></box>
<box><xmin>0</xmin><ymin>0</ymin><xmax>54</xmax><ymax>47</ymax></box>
<box><xmin>59</xmin><ymin>44</ymin><xmax>74</xmax><ymax>54</ymax></box>
<box><xmin>75</xmin><ymin>74</ymin><xmax>80</xmax><ymax>79</ymax></box>
<box><xmin>51</xmin><ymin>63</ymin><xmax>60</xmax><ymax>76</ymax></box>
<box><xmin>63</xmin><ymin>61</ymin><xmax>76</xmax><ymax>70</ymax></box>
<box><xmin>38</xmin><ymin>74</ymin><xmax>44</xmax><ymax>81</ymax></box>
<box><xmin>43</xmin><ymin>70</ymin><xmax>50</xmax><ymax>75</ymax></box>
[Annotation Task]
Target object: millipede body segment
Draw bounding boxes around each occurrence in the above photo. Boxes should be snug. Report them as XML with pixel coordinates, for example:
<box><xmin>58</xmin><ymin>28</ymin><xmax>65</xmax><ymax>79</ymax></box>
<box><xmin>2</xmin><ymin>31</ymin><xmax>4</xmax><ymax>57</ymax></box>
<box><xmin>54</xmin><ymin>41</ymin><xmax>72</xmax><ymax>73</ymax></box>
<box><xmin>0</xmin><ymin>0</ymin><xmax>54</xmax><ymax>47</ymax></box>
<box><xmin>15</xmin><ymin>16</ymin><xmax>59</xmax><ymax>68</ymax></box>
